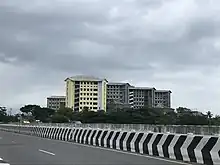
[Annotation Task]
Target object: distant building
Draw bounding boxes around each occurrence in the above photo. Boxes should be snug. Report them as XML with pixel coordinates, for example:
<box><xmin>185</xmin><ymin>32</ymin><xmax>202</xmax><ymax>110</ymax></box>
<box><xmin>47</xmin><ymin>96</ymin><xmax>66</xmax><ymax>110</ymax></box>
<box><xmin>129</xmin><ymin>87</ymin><xmax>156</xmax><ymax>109</ymax></box>
<box><xmin>154</xmin><ymin>90</ymin><xmax>171</xmax><ymax>108</ymax></box>
<box><xmin>65</xmin><ymin>75</ymin><xmax>107</xmax><ymax>112</ymax></box>
<box><xmin>107</xmin><ymin>82</ymin><xmax>131</xmax><ymax>105</ymax></box>
<box><xmin>107</xmin><ymin>82</ymin><xmax>172</xmax><ymax>109</ymax></box>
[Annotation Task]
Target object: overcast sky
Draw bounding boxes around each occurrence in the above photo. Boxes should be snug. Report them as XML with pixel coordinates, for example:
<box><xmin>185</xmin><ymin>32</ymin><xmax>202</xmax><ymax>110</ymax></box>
<box><xmin>1</xmin><ymin>0</ymin><xmax>220</xmax><ymax>113</ymax></box>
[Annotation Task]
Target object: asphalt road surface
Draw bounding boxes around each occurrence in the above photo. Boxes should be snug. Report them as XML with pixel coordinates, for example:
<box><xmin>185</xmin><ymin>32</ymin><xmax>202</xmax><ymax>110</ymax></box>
<box><xmin>0</xmin><ymin>131</ymin><xmax>192</xmax><ymax>165</ymax></box>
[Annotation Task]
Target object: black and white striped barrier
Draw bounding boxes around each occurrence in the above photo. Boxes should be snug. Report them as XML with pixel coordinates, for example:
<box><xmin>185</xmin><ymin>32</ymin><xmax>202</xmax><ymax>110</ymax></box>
<box><xmin>69</xmin><ymin>128</ymin><xmax>220</xmax><ymax>165</ymax></box>
<box><xmin>0</xmin><ymin>158</ymin><xmax>10</xmax><ymax>165</ymax></box>
<box><xmin>0</xmin><ymin>125</ymin><xmax>220</xmax><ymax>165</ymax></box>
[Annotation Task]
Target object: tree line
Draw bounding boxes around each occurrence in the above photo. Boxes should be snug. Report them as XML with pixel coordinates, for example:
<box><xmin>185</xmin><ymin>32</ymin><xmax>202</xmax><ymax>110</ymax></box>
<box><xmin>0</xmin><ymin>106</ymin><xmax>19</xmax><ymax>123</ymax></box>
<box><xmin>0</xmin><ymin>104</ymin><xmax>215</xmax><ymax>125</ymax></box>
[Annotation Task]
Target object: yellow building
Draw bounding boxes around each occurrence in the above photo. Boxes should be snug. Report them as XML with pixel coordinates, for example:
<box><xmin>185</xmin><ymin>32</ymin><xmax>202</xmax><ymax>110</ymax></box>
<box><xmin>65</xmin><ymin>75</ymin><xmax>108</xmax><ymax>112</ymax></box>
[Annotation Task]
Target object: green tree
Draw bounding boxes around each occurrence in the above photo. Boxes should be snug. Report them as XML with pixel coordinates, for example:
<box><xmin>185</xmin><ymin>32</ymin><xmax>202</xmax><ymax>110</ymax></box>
<box><xmin>33</xmin><ymin>107</ymin><xmax>55</xmax><ymax>122</ymax></box>
<box><xmin>0</xmin><ymin>107</ymin><xmax>7</xmax><ymax>116</ymax></box>
<box><xmin>0</xmin><ymin>107</ymin><xmax>8</xmax><ymax>122</ymax></box>
<box><xmin>20</xmin><ymin>105</ymin><xmax>55</xmax><ymax>122</ymax></box>
<box><xmin>206</xmin><ymin>111</ymin><xmax>213</xmax><ymax>125</ymax></box>
<box><xmin>107</xmin><ymin>99</ymin><xmax>116</xmax><ymax>113</ymax></box>
<box><xmin>175</xmin><ymin>107</ymin><xmax>208</xmax><ymax>125</ymax></box>
<box><xmin>51</xmin><ymin>114</ymin><xmax>69</xmax><ymax>123</ymax></box>
<box><xmin>176</xmin><ymin>107</ymin><xmax>192</xmax><ymax>114</ymax></box>
<box><xmin>212</xmin><ymin>115</ymin><xmax>220</xmax><ymax>125</ymax></box>
<box><xmin>20</xmin><ymin>105</ymin><xmax>41</xmax><ymax>115</ymax></box>
<box><xmin>57</xmin><ymin>107</ymin><xmax>73</xmax><ymax>121</ymax></box>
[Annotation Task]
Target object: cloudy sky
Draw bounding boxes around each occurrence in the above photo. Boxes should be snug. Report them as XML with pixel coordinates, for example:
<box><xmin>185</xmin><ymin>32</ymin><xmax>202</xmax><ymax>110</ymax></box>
<box><xmin>1</xmin><ymin>0</ymin><xmax>220</xmax><ymax>113</ymax></box>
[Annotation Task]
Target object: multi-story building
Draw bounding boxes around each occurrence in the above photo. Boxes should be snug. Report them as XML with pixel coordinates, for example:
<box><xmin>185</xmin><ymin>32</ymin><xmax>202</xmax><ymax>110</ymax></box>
<box><xmin>107</xmin><ymin>82</ymin><xmax>172</xmax><ymax>109</ymax></box>
<box><xmin>129</xmin><ymin>87</ymin><xmax>156</xmax><ymax>109</ymax></box>
<box><xmin>47</xmin><ymin>96</ymin><xmax>66</xmax><ymax>110</ymax></box>
<box><xmin>65</xmin><ymin>75</ymin><xmax>107</xmax><ymax>112</ymax></box>
<box><xmin>107</xmin><ymin>83</ymin><xmax>131</xmax><ymax>105</ymax></box>
<box><xmin>154</xmin><ymin>90</ymin><xmax>171</xmax><ymax>108</ymax></box>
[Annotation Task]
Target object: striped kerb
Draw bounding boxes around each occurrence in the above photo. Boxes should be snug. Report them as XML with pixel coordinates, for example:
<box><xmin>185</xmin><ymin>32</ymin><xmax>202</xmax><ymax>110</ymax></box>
<box><xmin>143</xmin><ymin>133</ymin><xmax>153</xmax><ymax>155</ymax></box>
<box><xmin>90</xmin><ymin>130</ymin><xmax>97</xmax><ymax>145</ymax></box>
<box><xmin>100</xmin><ymin>131</ymin><xmax>108</xmax><ymax>147</ymax></box>
<box><xmin>201</xmin><ymin>137</ymin><xmax>218</xmax><ymax>165</ymax></box>
<box><xmin>174</xmin><ymin>135</ymin><xmax>187</xmax><ymax>161</ymax></box>
<box><xmin>152</xmin><ymin>134</ymin><xmax>163</xmax><ymax>156</ymax></box>
<box><xmin>107</xmin><ymin>131</ymin><xmax>114</xmax><ymax>148</ymax></box>
<box><xmin>119</xmin><ymin>132</ymin><xmax>127</xmax><ymax>150</ymax></box>
<box><xmin>85</xmin><ymin>130</ymin><xmax>92</xmax><ymax>144</ymax></box>
<box><xmin>73</xmin><ymin>129</ymin><xmax>79</xmax><ymax>142</ymax></box>
<box><xmin>134</xmin><ymin>133</ymin><xmax>144</xmax><ymax>153</ymax></box>
<box><xmin>112</xmin><ymin>132</ymin><xmax>120</xmax><ymax>149</ymax></box>
<box><xmin>187</xmin><ymin>136</ymin><xmax>203</xmax><ymax>163</ymax></box>
<box><xmin>77</xmin><ymin>129</ymin><xmax>83</xmax><ymax>143</ymax></box>
<box><xmin>95</xmin><ymin>130</ymin><xmax>102</xmax><ymax>146</ymax></box>
<box><xmin>162</xmin><ymin>134</ymin><xmax>175</xmax><ymax>158</ymax></box>
<box><xmin>126</xmin><ymin>133</ymin><xmax>135</xmax><ymax>152</ymax></box>
<box><xmin>81</xmin><ymin>130</ymin><xmax>87</xmax><ymax>144</ymax></box>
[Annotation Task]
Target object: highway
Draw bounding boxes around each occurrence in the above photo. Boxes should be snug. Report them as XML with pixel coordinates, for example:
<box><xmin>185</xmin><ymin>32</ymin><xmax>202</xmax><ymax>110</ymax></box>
<box><xmin>0</xmin><ymin>131</ymin><xmax>191</xmax><ymax>165</ymax></box>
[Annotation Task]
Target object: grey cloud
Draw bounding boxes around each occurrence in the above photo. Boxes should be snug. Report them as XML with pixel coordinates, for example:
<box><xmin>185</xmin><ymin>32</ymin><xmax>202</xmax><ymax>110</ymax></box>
<box><xmin>1</xmin><ymin>0</ymin><xmax>220</xmax><ymax>112</ymax></box>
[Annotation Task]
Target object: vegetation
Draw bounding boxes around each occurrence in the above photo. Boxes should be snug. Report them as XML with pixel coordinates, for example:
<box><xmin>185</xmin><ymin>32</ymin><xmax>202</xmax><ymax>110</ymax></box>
<box><xmin>0</xmin><ymin>106</ymin><xmax>19</xmax><ymax>123</ymax></box>
<box><xmin>20</xmin><ymin>105</ymin><xmax>55</xmax><ymax>122</ymax></box>
<box><xmin>1</xmin><ymin>104</ymin><xmax>220</xmax><ymax>125</ymax></box>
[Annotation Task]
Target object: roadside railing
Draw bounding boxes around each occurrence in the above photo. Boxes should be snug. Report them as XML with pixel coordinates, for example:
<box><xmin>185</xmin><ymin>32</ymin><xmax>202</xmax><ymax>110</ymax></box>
<box><xmin>7</xmin><ymin>123</ymin><xmax>220</xmax><ymax>135</ymax></box>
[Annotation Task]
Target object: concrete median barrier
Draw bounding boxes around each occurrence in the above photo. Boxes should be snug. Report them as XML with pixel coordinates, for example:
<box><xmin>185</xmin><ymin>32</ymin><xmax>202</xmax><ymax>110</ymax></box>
<box><xmin>0</xmin><ymin>124</ymin><xmax>220</xmax><ymax>165</ymax></box>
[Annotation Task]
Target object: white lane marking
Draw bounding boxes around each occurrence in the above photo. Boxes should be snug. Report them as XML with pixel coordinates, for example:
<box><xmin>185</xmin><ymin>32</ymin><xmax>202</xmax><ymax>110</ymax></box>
<box><xmin>0</xmin><ymin>157</ymin><xmax>10</xmax><ymax>165</ymax></box>
<box><xmin>0</xmin><ymin>137</ymin><xmax>2</xmax><ymax>140</ymax></box>
<box><xmin>0</xmin><ymin>163</ymin><xmax>10</xmax><ymax>165</ymax></box>
<box><xmin>39</xmin><ymin>149</ymin><xmax>55</xmax><ymax>156</ymax></box>
<box><xmin>5</xmin><ymin>131</ymin><xmax>192</xmax><ymax>165</ymax></box>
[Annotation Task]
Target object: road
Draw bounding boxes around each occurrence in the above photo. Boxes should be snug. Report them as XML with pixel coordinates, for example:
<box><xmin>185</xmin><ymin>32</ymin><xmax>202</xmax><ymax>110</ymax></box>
<box><xmin>0</xmin><ymin>131</ymin><xmax>191</xmax><ymax>165</ymax></box>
